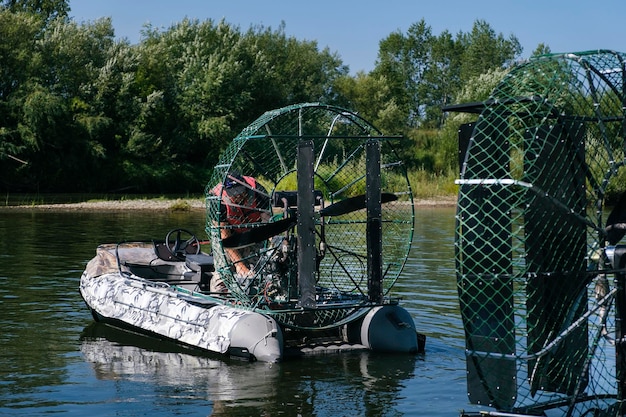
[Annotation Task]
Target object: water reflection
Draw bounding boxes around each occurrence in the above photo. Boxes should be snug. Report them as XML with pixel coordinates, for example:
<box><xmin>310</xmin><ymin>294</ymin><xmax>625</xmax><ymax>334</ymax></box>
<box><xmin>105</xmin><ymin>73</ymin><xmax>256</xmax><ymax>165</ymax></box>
<box><xmin>0</xmin><ymin>209</ymin><xmax>209</xmax><ymax>415</ymax></box>
<box><xmin>400</xmin><ymin>207</ymin><xmax>463</xmax><ymax>346</ymax></box>
<box><xmin>0</xmin><ymin>206</ymin><xmax>472</xmax><ymax>416</ymax></box>
<box><xmin>80</xmin><ymin>322</ymin><xmax>418</xmax><ymax>416</ymax></box>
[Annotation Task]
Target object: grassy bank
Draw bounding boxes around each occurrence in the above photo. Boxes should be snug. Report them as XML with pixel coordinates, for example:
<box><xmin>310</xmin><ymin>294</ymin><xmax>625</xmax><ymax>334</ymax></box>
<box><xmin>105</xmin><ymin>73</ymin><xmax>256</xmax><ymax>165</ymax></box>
<box><xmin>408</xmin><ymin>169</ymin><xmax>458</xmax><ymax>200</ymax></box>
<box><xmin>2</xmin><ymin>173</ymin><xmax>459</xmax><ymax>208</ymax></box>
<box><xmin>2</xmin><ymin>193</ymin><xmax>204</xmax><ymax>207</ymax></box>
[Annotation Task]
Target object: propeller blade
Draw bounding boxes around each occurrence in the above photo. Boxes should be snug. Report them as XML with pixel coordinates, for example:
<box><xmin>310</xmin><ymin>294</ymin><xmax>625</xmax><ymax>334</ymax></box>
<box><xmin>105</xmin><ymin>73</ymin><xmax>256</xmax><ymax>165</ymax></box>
<box><xmin>221</xmin><ymin>217</ymin><xmax>296</xmax><ymax>248</ymax></box>
<box><xmin>606</xmin><ymin>192</ymin><xmax>626</xmax><ymax>245</ymax></box>
<box><xmin>221</xmin><ymin>193</ymin><xmax>398</xmax><ymax>248</ymax></box>
<box><xmin>319</xmin><ymin>192</ymin><xmax>398</xmax><ymax>217</ymax></box>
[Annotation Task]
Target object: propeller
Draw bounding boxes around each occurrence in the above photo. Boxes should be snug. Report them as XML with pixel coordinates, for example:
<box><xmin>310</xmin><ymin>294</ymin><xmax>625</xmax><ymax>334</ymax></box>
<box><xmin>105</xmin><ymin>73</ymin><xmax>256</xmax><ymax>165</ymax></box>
<box><xmin>605</xmin><ymin>191</ymin><xmax>626</xmax><ymax>246</ymax></box>
<box><xmin>318</xmin><ymin>192</ymin><xmax>398</xmax><ymax>217</ymax></box>
<box><xmin>222</xmin><ymin>217</ymin><xmax>296</xmax><ymax>249</ymax></box>
<box><xmin>221</xmin><ymin>192</ymin><xmax>398</xmax><ymax>248</ymax></box>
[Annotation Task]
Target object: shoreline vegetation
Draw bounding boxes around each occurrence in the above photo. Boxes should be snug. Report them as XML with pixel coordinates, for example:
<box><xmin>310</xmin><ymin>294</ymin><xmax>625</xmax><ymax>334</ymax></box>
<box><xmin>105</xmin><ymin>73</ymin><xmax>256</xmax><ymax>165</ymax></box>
<box><xmin>0</xmin><ymin>7</ymin><xmax>521</xmax><ymax>197</ymax></box>
<box><xmin>1</xmin><ymin>195</ymin><xmax>457</xmax><ymax>212</ymax></box>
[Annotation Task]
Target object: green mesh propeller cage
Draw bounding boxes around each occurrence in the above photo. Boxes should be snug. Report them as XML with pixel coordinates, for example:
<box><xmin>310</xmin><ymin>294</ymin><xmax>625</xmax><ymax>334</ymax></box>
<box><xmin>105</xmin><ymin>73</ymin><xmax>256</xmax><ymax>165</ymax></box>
<box><xmin>454</xmin><ymin>50</ymin><xmax>626</xmax><ymax>416</ymax></box>
<box><xmin>205</xmin><ymin>103</ymin><xmax>414</xmax><ymax>330</ymax></box>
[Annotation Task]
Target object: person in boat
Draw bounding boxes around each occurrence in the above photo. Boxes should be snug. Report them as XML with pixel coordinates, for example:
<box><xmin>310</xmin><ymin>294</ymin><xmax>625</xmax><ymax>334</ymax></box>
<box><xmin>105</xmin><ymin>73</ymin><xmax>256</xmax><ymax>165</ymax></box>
<box><xmin>210</xmin><ymin>173</ymin><xmax>271</xmax><ymax>292</ymax></box>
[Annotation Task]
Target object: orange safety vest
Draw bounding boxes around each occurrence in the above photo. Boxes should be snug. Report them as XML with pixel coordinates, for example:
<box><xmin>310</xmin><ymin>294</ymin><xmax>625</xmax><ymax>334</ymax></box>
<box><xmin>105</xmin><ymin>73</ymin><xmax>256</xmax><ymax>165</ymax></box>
<box><xmin>212</xmin><ymin>176</ymin><xmax>263</xmax><ymax>227</ymax></box>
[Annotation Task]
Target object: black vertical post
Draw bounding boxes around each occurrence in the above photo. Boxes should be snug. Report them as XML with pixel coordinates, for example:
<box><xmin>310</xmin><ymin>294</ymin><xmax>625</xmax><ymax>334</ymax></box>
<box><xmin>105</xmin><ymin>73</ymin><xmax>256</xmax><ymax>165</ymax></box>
<box><xmin>366</xmin><ymin>139</ymin><xmax>383</xmax><ymax>304</ymax></box>
<box><xmin>297</xmin><ymin>139</ymin><xmax>316</xmax><ymax>308</ymax></box>
<box><xmin>458</xmin><ymin>122</ymin><xmax>474</xmax><ymax>176</ymax></box>
<box><xmin>614</xmin><ymin>246</ymin><xmax>626</xmax><ymax>405</ymax></box>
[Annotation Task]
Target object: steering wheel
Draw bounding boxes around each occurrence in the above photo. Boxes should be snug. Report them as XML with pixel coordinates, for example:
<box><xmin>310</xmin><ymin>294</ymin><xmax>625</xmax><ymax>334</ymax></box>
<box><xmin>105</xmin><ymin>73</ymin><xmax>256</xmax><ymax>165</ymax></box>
<box><xmin>165</xmin><ymin>228</ymin><xmax>200</xmax><ymax>260</ymax></box>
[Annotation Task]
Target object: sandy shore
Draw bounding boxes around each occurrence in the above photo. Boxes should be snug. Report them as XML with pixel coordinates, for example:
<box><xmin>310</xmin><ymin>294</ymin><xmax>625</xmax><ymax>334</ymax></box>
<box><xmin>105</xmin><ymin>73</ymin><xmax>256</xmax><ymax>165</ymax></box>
<box><xmin>2</xmin><ymin>196</ymin><xmax>456</xmax><ymax>211</ymax></box>
<box><xmin>2</xmin><ymin>198</ymin><xmax>206</xmax><ymax>211</ymax></box>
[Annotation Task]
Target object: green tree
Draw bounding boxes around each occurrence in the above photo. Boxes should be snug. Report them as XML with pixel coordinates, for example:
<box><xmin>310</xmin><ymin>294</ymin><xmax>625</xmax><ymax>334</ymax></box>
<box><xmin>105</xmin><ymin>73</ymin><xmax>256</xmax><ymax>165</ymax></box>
<box><xmin>422</xmin><ymin>30</ymin><xmax>463</xmax><ymax>127</ymax></box>
<box><xmin>0</xmin><ymin>12</ymin><xmax>529</xmax><ymax>195</ymax></box>
<box><xmin>373</xmin><ymin>19</ymin><xmax>521</xmax><ymax>130</ymax></box>
<box><xmin>531</xmin><ymin>43</ymin><xmax>551</xmax><ymax>57</ymax></box>
<box><xmin>0</xmin><ymin>10</ymin><xmax>42</xmax><ymax>189</ymax></box>
<box><xmin>374</xmin><ymin>19</ymin><xmax>434</xmax><ymax>127</ymax></box>
<box><xmin>438</xmin><ymin>67</ymin><xmax>509</xmax><ymax>173</ymax></box>
<box><xmin>120</xmin><ymin>19</ymin><xmax>348</xmax><ymax>193</ymax></box>
<box><xmin>239</xmin><ymin>22</ymin><xmax>348</xmax><ymax>125</ymax></box>
<box><xmin>1</xmin><ymin>0</ymin><xmax>69</xmax><ymax>24</ymax></box>
<box><xmin>458</xmin><ymin>20</ymin><xmax>521</xmax><ymax>83</ymax></box>
<box><xmin>333</xmin><ymin>71</ymin><xmax>403</xmax><ymax>134</ymax></box>
<box><xmin>22</xmin><ymin>17</ymin><xmax>120</xmax><ymax>191</ymax></box>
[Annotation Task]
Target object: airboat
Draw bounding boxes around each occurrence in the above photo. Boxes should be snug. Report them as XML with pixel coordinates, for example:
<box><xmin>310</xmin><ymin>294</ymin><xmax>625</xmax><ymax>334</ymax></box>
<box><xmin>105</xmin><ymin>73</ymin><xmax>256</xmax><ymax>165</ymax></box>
<box><xmin>80</xmin><ymin>103</ymin><xmax>422</xmax><ymax>362</ymax></box>
<box><xmin>448</xmin><ymin>50</ymin><xmax>626</xmax><ymax>416</ymax></box>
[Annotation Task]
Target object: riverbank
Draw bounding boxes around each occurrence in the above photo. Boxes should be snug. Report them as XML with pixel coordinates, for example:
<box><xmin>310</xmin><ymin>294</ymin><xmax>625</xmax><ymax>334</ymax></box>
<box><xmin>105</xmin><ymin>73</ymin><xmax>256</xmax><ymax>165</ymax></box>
<box><xmin>2</xmin><ymin>198</ymin><xmax>206</xmax><ymax>212</ymax></box>
<box><xmin>1</xmin><ymin>195</ymin><xmax>457</xmax><ymax>211</ymax></box>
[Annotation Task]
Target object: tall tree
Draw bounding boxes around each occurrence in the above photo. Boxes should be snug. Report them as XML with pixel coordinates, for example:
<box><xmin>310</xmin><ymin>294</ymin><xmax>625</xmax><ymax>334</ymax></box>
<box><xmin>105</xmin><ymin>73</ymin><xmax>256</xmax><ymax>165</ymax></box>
<box><xmin>373</xmin><ymin>19</ymin><xmax>521</xmax><ymax>129</ymax></box>
<box><xmin>458</xmin><ymin>20</ymin><xmax>521</xmax><ymax>84</ymax></box>
<box><xmin>120</xmin><ymin>19</ymin><xmax>348</xmax><ymax>192</ymax></box>
<box><xmin>422</xmin><ymin>30</ymin><xmax>463</xmax><ymax>127</ymax></box>
<box><xmin>0</xmin><ymin>10</ymin><xmax>42</xmax><ymax>189</ymax></box>
<box><xmin>1</xmin><ymin>0</ymin><xmax>69</xmax><ymax>24</ymax></box>
<box><xmin>531</xmin><ymin>43</ymin><xmax>551</xmax><ymax>57</ymax></box>
<box><xmin>438</xmin><ymin>67</ymin><xmax>509</xmax><ymax>173</ymax></box>
<box><xmin>374</xmin><ymin>19</ymin><xmax>434</xmax><ymax>127</ymax></box>
<box><xmin>18</xmin><ymin>17</ymin><xmax>121</xmax><ymax>191</ymax></box>
<box><xmin>333</xmin><ymin>71</ymin><xmax>403</xmax><ymax>134</ymax></box>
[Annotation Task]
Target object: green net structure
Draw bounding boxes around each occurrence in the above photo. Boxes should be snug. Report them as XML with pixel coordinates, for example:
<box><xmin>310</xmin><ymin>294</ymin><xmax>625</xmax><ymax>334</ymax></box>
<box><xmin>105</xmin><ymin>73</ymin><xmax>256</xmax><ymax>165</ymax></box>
<box><xmin>453</xmin><ymin>50</ymin><xmax>626</xmax><ymax>416</ymax></box>
<box><xmin>205</xmin><ymin>103</ymin><xmax>414</xmax><ymax>330</ymax></box>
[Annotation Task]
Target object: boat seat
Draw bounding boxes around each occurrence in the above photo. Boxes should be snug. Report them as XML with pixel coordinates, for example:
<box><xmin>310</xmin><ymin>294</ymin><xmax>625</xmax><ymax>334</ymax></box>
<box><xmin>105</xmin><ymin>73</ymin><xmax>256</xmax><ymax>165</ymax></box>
<box><xmin>124</xmin><ymin>262</ymin><xmax>184</xmax><ymax>280</ymax></box>
<box><xmin>153</xmin><ymin>240</ymin><xmax>198</xmax><ymax>262</ymax></box>
<box><xmin>185</xmin><ymin>254</ymin><xmax>215</xmax><ymax>292</ymax></box>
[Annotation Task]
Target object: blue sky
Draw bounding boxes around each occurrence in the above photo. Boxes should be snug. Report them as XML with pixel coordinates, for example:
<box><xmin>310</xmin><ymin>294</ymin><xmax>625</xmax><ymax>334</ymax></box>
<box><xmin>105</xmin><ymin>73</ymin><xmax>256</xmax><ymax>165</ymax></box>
<box><xmin>69</xmin><ymin>1</ymin><xmax>626</xmax><ymax>74</ymax></box>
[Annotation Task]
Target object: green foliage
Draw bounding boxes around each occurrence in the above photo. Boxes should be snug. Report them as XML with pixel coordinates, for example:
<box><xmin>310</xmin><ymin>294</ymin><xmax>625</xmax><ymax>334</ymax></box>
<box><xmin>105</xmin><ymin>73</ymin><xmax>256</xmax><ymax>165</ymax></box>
<box><xmin>408</xmin><ymin>167</ymin><xmax>458</xmax><ymax>199</ymax></box>
<box><xmin>1</xmin><ymin>0</ymin><xmax>69</xmax><ymax>24</ymax></box>
<box><xmin>371</xmin><ymin>19</ymin><xmax>521</xmax><ymax>130</ymax></box>
<box><xmin>531</xmin><ymin>43</ymin><xmax>552</xmax><ymax>57</ymax></box>
<box><xmin>457</xmin><ymin>20</ymin><xmax>521</xmax><ymax>82</ymax></box>
<box><xmin>169</xmin><ymin>199</ymin><xmax>192</xmax><ymax>212</ymax></box>
<box><xmin>333</xmin><ymin>72</ymin><xmax>405</xmax><ymax>135</ymax></box>
<box><xmin>0</xmin><ymin>12</ymin><xmax>532</xmax><ymax>197</ymax></box>
<box><xmin>606</xmin><ymin>168</ymin><xmax>626</xmax><ymax>204</ymax></box>
<box><xmin>437</xmin><ymin>68</ymin><xmax>510</xmax><ymax>175</ymax></box>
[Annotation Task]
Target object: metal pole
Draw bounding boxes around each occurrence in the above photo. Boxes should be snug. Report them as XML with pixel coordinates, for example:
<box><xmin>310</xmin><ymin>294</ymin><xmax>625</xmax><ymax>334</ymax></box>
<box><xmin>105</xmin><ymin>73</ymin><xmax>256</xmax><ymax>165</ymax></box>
<box><xmin>366</xmin><ymin>139</ymin><xmax>383</xmax><ymax>303</ymax></box>
<box><xmin>297</xmin><ymin>139</ymin><xmax>316</xmax><ymax>308</ymax></box>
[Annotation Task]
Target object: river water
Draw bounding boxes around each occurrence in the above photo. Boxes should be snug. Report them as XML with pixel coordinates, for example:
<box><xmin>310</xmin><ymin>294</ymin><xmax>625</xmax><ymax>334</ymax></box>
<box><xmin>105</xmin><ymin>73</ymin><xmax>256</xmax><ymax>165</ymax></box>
<box><xmin>0</xmin><ymin>206</ymin><xmax>486</xmax><ymax>416</ymax></box>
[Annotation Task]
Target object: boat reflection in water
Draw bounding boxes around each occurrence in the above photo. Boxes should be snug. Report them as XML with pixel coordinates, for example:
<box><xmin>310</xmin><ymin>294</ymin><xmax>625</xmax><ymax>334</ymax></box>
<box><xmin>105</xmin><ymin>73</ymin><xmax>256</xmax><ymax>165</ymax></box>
<box><xmin>80</xmin><ymin>322</ymin><xmax>418</xmax><ymax>416</ymax></box>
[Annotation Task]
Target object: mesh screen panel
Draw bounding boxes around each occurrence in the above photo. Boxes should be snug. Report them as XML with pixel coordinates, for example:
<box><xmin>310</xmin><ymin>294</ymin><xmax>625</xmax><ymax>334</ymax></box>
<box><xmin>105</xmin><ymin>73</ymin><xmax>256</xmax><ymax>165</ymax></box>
<box><xmin>455</xmin><ymin>50</ymin><xmax>626</xmax><ymax>416</ymax></box>
<box><xmin>204</xmin><ymin>103</ymin><xmax>414</xmax><ymax>330</ymax></box>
